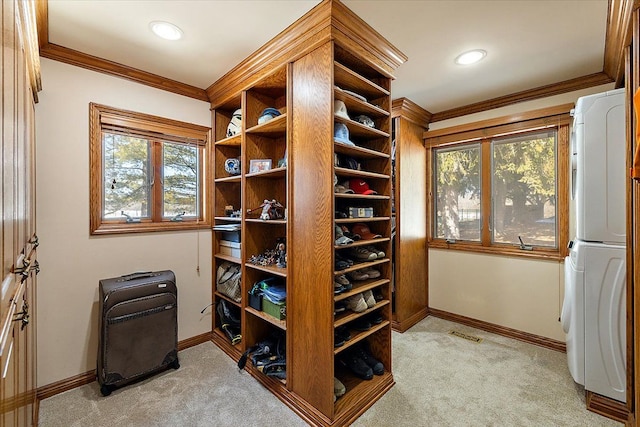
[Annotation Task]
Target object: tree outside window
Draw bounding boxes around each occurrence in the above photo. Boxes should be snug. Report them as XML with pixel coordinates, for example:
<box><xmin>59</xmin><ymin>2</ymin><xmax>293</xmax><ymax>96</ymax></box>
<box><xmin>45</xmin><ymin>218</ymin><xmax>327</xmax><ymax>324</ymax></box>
<box><xmin>90</xmin><ymin>103</ymin><xmax>210</xmax><ymax>235</ymax></box>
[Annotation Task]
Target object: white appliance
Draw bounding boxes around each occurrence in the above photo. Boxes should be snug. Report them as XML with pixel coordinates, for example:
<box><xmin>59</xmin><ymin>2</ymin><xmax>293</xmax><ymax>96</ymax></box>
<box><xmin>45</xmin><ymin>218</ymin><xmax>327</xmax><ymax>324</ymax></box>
<box><xmin>562</xmin><ymin>88</ymin><xmax>627</xmax><ymax>402</ymax></box>
<box><xmin>571</xmin><ymin>89</ymin><xmax>626</xmax><ymax>244</ymax></box>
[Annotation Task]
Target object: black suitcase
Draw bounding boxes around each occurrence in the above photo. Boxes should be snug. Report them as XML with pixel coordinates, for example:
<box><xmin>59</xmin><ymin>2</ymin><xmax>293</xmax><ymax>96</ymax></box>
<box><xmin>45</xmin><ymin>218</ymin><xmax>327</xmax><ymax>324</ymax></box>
<box><xmin>97</xmin><ymin>270</ymin><xmax>179</xmax><ymax>396</ymax></box>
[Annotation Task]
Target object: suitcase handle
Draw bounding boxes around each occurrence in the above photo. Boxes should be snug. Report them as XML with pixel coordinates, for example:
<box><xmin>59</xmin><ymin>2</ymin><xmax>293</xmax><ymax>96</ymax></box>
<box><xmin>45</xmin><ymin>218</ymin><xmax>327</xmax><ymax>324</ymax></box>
<box><xmin>120</xmin><ymin>271</ymin><xmax>155</xmax><ymax>281</ymax></box>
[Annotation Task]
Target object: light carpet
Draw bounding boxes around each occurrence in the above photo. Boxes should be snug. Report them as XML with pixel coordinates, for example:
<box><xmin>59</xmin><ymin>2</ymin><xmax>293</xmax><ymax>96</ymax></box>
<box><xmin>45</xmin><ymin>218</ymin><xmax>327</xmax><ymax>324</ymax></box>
<box><xmin>38</xmin><ymin>316</ymin><xmax>622</xmax><ymax>427</ymax></box>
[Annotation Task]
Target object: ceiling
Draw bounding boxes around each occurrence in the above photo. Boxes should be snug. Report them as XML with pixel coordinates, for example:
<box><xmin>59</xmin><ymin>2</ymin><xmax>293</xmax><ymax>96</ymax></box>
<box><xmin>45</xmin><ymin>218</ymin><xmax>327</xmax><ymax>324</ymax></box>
<box><xmin>45</xmin><ymin>0</ymin><xmax>611</xmax><ymax>115</ymax></box>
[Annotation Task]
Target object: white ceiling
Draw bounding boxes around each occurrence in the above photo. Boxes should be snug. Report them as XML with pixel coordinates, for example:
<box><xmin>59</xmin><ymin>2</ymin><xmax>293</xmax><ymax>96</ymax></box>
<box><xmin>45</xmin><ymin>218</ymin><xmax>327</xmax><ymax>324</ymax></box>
<box><xmin>47</xmin><ymin>0</ymin><xmax>609</xmax><ymax>113</ymax></box>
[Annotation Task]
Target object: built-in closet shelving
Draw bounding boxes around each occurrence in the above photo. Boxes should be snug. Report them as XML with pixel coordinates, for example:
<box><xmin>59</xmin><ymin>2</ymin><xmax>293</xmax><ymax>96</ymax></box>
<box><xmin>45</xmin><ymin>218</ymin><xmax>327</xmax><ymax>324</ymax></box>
<box><xmin>389</xmin><ymin>98</ymin><xmax>430</xmax><ymax>332</ymax></box>
<box><xmin>210</xmin><ymin>1</ymin><xmax>406</xmax><ymax>425</ymax></box>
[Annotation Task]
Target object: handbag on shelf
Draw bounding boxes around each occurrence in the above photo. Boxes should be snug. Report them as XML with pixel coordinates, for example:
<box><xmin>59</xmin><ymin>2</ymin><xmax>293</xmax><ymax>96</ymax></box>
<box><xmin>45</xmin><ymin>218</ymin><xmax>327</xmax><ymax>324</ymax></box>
<box><xmin>216</xmin><ymin>262</ymin><xmax>242</xmax><ymax>303</ymax></box>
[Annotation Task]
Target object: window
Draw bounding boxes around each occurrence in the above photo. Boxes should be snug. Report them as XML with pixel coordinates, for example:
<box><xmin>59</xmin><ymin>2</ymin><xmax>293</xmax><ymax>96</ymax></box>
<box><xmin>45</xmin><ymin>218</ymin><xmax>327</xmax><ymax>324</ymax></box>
<box><xmin>426</xmin><ymin>105</ymin><xmax>570</xmax><ymax>259</ymax></box>
<box><xmin>90</xmin><ymin>103</ymin><xmax>211</xmax><ymax>234</ymax></box>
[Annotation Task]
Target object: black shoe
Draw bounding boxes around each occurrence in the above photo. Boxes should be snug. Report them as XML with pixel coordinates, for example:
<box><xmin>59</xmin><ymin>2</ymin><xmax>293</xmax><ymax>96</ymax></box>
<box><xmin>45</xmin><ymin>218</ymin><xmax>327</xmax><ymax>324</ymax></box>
<box><xmin>336</xmin><ymin>325</ymin><xmax>350</xmax><ymax>341</ymax></box>
<box><xmin>353</xmin><ymin>343</ymin><xmax>384</xmax><ymax>376</ymax></box>
<box><xmin>334</xmin><ymin>301</ymin><xmax>347</xmax><ymax>315</ymax></box>
<box><xmin>351</xmin><ymin>317</ymin><xmax>371</xmax><ymax>331</ymax></box>
<box><xmin>367</xmin><ymin>312</ymin><xmax>383</xmax><ymax>325</ymax></box>
<box><xmin>334</xmin><ymin>326</ymin><xmax>351</xmax><ymax>347</ymax></box>
<box><xmin>339</xmin><ymin>353</ymin><xmax>373</xmax><ymax>380</ymax></box>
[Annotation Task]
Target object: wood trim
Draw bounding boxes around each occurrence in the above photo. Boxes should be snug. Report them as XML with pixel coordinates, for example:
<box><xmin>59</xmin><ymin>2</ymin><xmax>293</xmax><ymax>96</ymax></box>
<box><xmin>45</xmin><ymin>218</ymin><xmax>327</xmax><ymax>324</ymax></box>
<box><xmin>35</xmin><ymin>0</ymin><xmax>47</xmax><ymax>50</ymax></box>
<box><xmin>177</xmin><ymin>331</ymin><xmax>213</xmax><ymax>351</ymax></box>
<box><xmin>391</xmin><ymin>98</ymin><xmax>432</xmax><ymax>129</ymax></box>
<box><xmin>586</xmin><ymin>390</ymin><xmax>629</xmax><ymax>424</ymax></box>
<box><xmin>425</xmin><ymin>103</ymin><xmax>574</xmax><ymax>141</ymax></box>
<box><xmin>431</xmin><ymin>73</ymin><xmax>613</xmax><ymax>123</ymax></box>
<box><xmin>604</xmin><ymin>0</ymin><xmax>637</xmax><ymax>85</ymax></box>
<box><xmin>36</xmin><ymin>332</ymin><xmax>213</xmax><ymax>401</ymax></box>
<box><xmin>428</xmin><ymin>308</ymin><xmax>566</xmax><ymax>353</ymax></box>
<box><xmin>392</xmin><ymin>307</ymin><xmax>429</xmax><ymax>333</ymax></box>
<box><xmin>206</xmin><ymin>0</ymin><xmax>407</xmax><ymax>108</ymax></box>
<box><xmin>39</xmin><ymin>43</ymin><xmax>209</xmax><ymax>102</ymax></box>
<box><xmin>36</xmin><ymin>370</ymin><xmax>95</xmax><ymax>401</ymax></box>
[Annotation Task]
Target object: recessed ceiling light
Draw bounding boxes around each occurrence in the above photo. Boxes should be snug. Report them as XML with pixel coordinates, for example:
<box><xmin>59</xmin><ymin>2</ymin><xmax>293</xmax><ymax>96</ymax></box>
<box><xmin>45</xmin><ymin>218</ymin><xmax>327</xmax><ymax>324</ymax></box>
<box><xmin>149</xmin><ymin>21</ymin><xmax>183</xmax><ymax>41</ymax></box>
<box><xmin>455</xmin><ymin>49</ymin><xmax>487</xmax><ymax>65</ymax></box>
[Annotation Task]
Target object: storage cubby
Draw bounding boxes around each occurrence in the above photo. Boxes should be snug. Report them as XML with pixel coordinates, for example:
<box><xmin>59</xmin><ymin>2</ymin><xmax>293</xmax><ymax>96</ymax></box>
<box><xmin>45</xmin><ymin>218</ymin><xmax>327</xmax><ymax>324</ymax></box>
<box><xmin>209</xmin><ymin>2</ymin><xmax>406</xmax><ymax>425</ymax></box>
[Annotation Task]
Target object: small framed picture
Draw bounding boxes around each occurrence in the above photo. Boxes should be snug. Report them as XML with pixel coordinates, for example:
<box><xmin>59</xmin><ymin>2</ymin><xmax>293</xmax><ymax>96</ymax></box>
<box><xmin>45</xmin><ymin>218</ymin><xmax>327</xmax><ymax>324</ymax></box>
<box><xmin>249</xmin><ymin>159</ymin><xmax>272</xmax><ymax>173</ymax></box>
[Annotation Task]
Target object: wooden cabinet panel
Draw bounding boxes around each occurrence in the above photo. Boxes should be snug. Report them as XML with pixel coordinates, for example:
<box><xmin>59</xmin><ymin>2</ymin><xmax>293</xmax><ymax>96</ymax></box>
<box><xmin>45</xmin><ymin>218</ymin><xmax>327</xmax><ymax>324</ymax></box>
<box><xmin>0</xmin><ymin>0</ymin><xmax>39</xmax><ymax>424</ymax></box>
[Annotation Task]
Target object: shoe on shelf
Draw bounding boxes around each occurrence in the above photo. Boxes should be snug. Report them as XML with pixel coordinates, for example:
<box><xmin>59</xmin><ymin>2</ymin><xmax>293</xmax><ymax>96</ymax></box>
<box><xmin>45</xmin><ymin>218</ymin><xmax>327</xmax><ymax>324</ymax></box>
<box><xmin>335</xmin><ymin>225</ymin><xmax>354</xmax><ymax>245</ymax></box>
<box><xmin>365</xmin><ymin>245</ymin><xmax>385</xmax><ymax>258</ymax></box>
<box><xmin>348</xmin><ymin>247</ymin><xmax>377</xmax><ymax>261</ymax></box>
<box><xmin>362</xmin><ymin>290</ymin><xmax>376</xmax><ymax>308</ymax></box>
<box><xmin>351</xmin><ymin>317</ymin><xmax>371</xmax><ymax>331</ymax></box>
<box><xmin>334</xmin><ymin>301</ymin><xmax>347</xmax><ymax>315</ymax></box>
<box><xmin>334</xmin><ymin>331</ymin><xmax>346</xmax><ymax>348</ymax></box>
<box><xmin>345</xmin><ymin>293</ymin><xmax>368</xmax><ymax>313</ymax></box>
<box><xmin>367</xmin><ymin>311</ymin><xmax>383</xmax><ymax>325</ymax></box>
<box><xmin>335</xmin><ymin>274</ymin><xmax>351</xmax><ymax>287</ymax></box>
<box><xmin>353</xmin><ymin>343</ymin><xmax>384</xmax><ymax>376</ymax></box>
<box><xmin>335</xmin><ymin>253</ymin><xmax>354</xmax><ymax>266</ymax></box>
<box><xmin>361</xmin><ymin>267</ymin><xmax>380</xmax><ymax>279</ymax></box>
<box><xmin>336</xmin><ymin>325</ymin><xmax>351</xmax><ymax>342</ymax></box>
<box><xmin>341</xmin><ymin>225</ymin><xmax>360</xmax><ymax>241</ymax></box>
<box><xmin>334</xmin><ymin>281</ymin><xmax>346</xmax><ymax>295</ymax></box>
<box><xmin>339</xmin><ymin>353</ymin><xmax>373</xmax><ymax>380</ymax></box>
<box><xmin>334</xmin><ymin>377</ymin><xmax>346</xmax><ymax>397</ymax></box>
<box><xmin>347</xmin><ymin>270</ymin><xmax>369</xmax><ymax>281</ymax></box>
<box><xmin>335</xmin><ymin>259</ymin><xmax>350</xmax><ymax>271</ymax></box>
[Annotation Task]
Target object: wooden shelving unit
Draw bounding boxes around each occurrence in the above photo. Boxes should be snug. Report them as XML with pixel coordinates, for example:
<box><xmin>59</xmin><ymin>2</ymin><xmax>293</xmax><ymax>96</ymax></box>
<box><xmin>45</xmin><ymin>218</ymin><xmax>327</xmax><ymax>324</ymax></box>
<box><xmin>210</xmin><ymin>1</ymin><xmax>406</xmax><ymax>425</ymax></box>
<box><xmin>390</xmin><ymin>98</ymin><xmax>431</xmax><ymax>332</ymax></box>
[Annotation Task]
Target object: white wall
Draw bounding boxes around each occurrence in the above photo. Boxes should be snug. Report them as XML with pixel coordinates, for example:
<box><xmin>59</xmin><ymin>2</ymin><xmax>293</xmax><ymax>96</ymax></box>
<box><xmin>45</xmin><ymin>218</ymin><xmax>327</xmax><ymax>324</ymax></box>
<box><xmin>35</xmin><ymin>59</ymin><xmax>213</xmax><ymax>387</ymax></box>
<box><xmin>427</xmin><ymin>83</ymin><xmax>615</xmax><ymax>342</ymax></box>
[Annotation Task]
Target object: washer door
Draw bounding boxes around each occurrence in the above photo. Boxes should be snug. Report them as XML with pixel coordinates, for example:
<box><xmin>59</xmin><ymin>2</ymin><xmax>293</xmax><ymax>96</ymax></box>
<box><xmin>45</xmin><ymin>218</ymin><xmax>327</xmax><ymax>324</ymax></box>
<box><xmin>561</xmin><ymin>257</ymin><xmax>573</xmax><ymax>333</ymax></box>
<box><xmin>563</xmin><ymin>249</ymin><xmax>585</xmax><ymax>386</ymax></box>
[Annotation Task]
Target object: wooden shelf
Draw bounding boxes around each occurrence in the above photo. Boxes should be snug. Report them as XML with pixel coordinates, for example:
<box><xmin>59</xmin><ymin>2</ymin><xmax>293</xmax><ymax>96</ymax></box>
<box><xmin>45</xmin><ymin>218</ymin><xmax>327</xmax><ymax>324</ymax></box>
<box><xmin>212</xmin><ymin>328</ymin><xmax>243</xmax><ymax>353</ymax></box>
<box><xmin>334</xmin><ymin>62</ymin><xmax>390</xmax><ymax>100</ymax></box>
<box><xmin>334</xmin><ymin>237</ymin><xmax>390</xmax><ymax>250</ymax></box>
<box><xmin>246</xmin><ymin>306</ymin><xmax>287</xmax><ymax>330</ymax></box>
<box><xmin>334</xmin><ymin>258</ymin><xmax>390</xmax><ymax>275</ymax></box>
<box><xmin>246</xmin><ymin>113</ymin><xmax>287</xmax><ymax>135</ymax></box>
<box><xmin>335</xmin><ymin>217</ymin><xmax>390</xmax><ymax>224</ymax></box>
<box><xmin>334</xmin><ymin>193</ymin><xmax>390</xmax><ymax>201</ymax></box>
<box><xmin>333</xmin><ymin>142</ymin><xmax>389</xmax><ymax>159</ymax></box>
<box><xmin>214</xmin><ymin>253</ymin><xmax>241</xmax><ymax>264</ymax></box>
<box><xmin>213</xmin><ymin>216</ymin><xmax>242</xmax><ymax>222</ymax></box>
<box><xmin>334</xmin><ymin>320</ymin><xmax>390</xmax><ymax>355</ymax></box>
<box><xmin>333</xmin><ymin>371</ymin><xmax>393</xmax><ymax>416</ymax></box>
<box><xmin>334</xmin><ymin>167</ymin><xmax>389</xmax><ymax>180</ymax></box>
<box><xmin>334</xmin><ymin>279</ymin><xmax>390</xmax><ymax>302</ymax></box>
<box><xmin>335</xmin><ymin>116</ymin><xmax>390</xmax><ymax>139</ymax></box>
<box><xmin>215</xmin><ymin>175</ymin><xmax>241</xmax><ymax>183</ymax></box>
<box><xmin>245</xmin><ymin>218</ymin><xmax>287</xmax><ymax>224</ymax></box>
<box><xmin>215</xmin><ymin>134</ymin><xmax>241</xmax><ymax>146</ymax></box>
<box><xmin>214</xmin><ymin>291</ymin><xmax>242</xmax><ymax>307</ymax></box>
<box><xmin>334</xmin><ymin>87</ymin><xmax>389</xmax><ymax>118</ymax></box>
<box><xmin>245</xmin><ymin>262</ymin><xmax>288</xmax><ymax>277</ymax></box>
<box><xmin>245</xmin><ymin>166</ymin><xmax>287</xmax><ymax>179</ymax></box>
<box><xmin>333</xmin><ymin>300</ymin><xmax>391</xmax><ymax>330</ymax></box>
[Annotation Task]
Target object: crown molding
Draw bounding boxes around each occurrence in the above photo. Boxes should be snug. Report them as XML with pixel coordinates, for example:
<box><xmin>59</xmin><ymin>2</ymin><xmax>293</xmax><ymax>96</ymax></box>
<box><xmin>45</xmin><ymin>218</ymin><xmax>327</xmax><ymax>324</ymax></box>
<box><xmin>603</xmin><ymin>0</ymin><xmax>637</xmax><ymax>85</ymax></box>
<box><xmin>34</xmin><ymin>0</ymin><xmax>208</xmax><ymax>102</ymax></box>
<box><xmin>39</xmin><ymin>43</ymin><xmax>209</xmax><ymax>102</ymax></box>
<box><xmin>391</xmin><ymin>98</ymin><xmax>432</xmax><ymax>128</ymax></box>
<box><xmin>430</xmin><ymin>72</ymin><xmax>613</xmax><ymax>123</ymax></box>
<box><xmin>206</xmin><ymin>0</ymin><xmax>407</xmax><ymax>108</ymax></box>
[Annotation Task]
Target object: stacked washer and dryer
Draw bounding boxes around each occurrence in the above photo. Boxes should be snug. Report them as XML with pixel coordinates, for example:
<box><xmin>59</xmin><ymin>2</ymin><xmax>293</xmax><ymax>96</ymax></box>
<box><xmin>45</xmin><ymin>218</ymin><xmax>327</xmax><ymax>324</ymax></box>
<box><xmin>561</xmin><ymin>88</ymin><xmax>627</xmax><ymax>402</ymax></box>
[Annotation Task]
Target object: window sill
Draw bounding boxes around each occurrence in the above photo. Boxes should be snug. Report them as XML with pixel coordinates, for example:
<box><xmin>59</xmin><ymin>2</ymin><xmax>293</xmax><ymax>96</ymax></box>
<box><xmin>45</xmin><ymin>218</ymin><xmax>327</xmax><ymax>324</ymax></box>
<box><xmin>428</xmin><ymin>240</ymin><xmax>565</xmax><ymax>261</ymax></box>
<box><xmin>91</xmin><ymin>221</ymin><xmax>211</xmax><ymax>236</ymax></box>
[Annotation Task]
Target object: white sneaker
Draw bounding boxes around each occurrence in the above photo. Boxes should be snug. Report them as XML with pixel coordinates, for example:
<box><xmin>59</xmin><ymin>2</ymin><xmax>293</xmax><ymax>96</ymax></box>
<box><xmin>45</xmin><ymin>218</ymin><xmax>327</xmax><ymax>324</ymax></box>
<box><xmin>345</xmin><ymin>293</ymin><xmax>368</xmax><ymax>312</ymax></box>
<box><xmin>362</xmin><ymin>290</ymin><xmax>376</xmax><ymax>308</ymax></box>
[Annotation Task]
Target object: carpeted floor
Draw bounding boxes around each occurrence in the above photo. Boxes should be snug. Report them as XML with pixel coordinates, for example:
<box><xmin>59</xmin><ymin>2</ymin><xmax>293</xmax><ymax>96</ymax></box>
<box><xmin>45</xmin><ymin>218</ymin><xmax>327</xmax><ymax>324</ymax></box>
<box><xmin>38</xmin><ymin>316</ymin><xmax>622</xmax><ymax>427</ymax></box>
